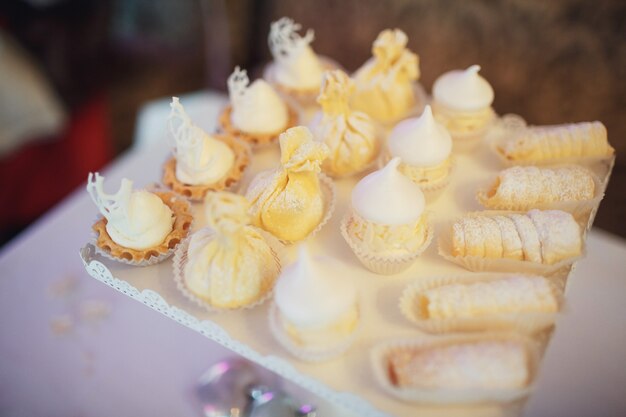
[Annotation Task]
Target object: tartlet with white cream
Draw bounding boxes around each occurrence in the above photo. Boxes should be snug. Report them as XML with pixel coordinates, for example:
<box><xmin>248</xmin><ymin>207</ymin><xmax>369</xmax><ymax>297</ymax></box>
<box><xmin>162</xmin><ymin>97</ymin><xmax>250</xmax><ymax>200</ymax></box>
<box><xmin>219</xmin><ymin>67</ymin><xmax>298</xmax><ymax>146</ymax></box>
<box><xmin>87</xmin><ymin>172</ymin><xmax>192</xmax><ymax>265</ymax></box>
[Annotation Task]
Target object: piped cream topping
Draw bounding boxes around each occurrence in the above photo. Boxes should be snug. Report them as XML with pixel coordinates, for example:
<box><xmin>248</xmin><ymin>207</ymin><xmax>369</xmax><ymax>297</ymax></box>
<box><xmin>228</xmin><ymin>67</ymin><xmax>288</xmax><ymax>134</ymax></box>
<box><xmin>274</xmin><ymin>245</ymin><xmax>357</xmax><ymax>328</ymax></box>
<box><xmin>351</xmin><ymin>157</ymin><xmax>425</xmax><ymax>225</ymax></box>
<box><xmin>169</xmin><ymin>97</ymin><xmax>234</xmax><ymax>185</ymax></box>
<box><xmin>269</xmin><ymin>17</ymin><xmax>323</xmax><ymax>90</ymax></box>
<box><xmin>388</xmin><ymin>105</ymin><xmax>452</xmax><ymax>167</ymax></box>
<box><xmin>86</xmin><ymin>173</ymin><xmax>174</xmax><ymax>250</ymax></box>
<box><xmin>433</xmin><ymin>65</ymin><xmax>494</xmax><ymax>111</ymax></box>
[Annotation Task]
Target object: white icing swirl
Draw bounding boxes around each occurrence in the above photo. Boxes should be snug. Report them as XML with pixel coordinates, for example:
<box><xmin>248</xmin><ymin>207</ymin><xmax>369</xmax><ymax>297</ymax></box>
<box><xmin>274</xmin><ymin>245</ymin><xmax>357</xmax><ymax>328</ymax></box>
<box><xmin>388</xmin><ymin>105</ymin><xmax>452</xmax><ymax>167</ymax></box>
<box><xmin>351</xmin><ymin>157</ymin><xmax>425</xmax><ymax>225</ymax></box>
<box><xmin>228</xmin><ymin>67</ymin><xmax>288</xmax><ymax>134</ymax></box>
<box><xmin>86</xmin><ymin>173</ymin><xmax>174</xmax><ymax>250</ymax></box>
<box><xmin>269</xmin><ymin>17</ymin><xmax>323</xmax><ymax>90</ymax></box>
<box><xmin>433</xmin><ymin>65</ymin><xmax>494</xmax><ymax>111</ymax></box>
<box><xmin>169</xmin><ymin>97</ymin><xmax>234</xmax><ymax>185</ymax></box>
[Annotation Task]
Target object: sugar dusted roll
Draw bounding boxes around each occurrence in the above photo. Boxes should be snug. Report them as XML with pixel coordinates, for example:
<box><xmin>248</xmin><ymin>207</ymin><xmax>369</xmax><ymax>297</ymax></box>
<box><xmin>451</xmin><ymin>209</ymin><xmax>582</xmax><ymax>265</ymax></box>
<box><xmin>389</xmin><ymin>340</ymin><xmax>529</xmax><ymax>390</ymax></box>
<box><xmin>497</xmin><ymin>121</ymin><xmax>614</xmax><ymax>164</ymax></box>
<box><xmin>400</xmin><ymin>273</ymin><xmax>561</xmax><ymax>334</ymax></box>
<box><xmin>371</xmin><ymin>333</ymin><xmax>540</xmax><ymax>405</ymax></box>
<box><xmin>478</xmin><ymin>165</ymin><xmax>596</xmax><ymax>210</ymax></box>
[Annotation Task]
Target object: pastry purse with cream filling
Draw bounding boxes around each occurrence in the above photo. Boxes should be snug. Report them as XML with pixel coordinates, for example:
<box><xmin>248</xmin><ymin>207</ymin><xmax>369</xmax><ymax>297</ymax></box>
<box><xmin>184</xmin><ymin>193</ymin><xmax>278</xmax><ymax>308</ymax></box>
<box><xmin>312</xmin><ymin>70</ymin><xmax>377</xmax><ymax>177</ymax></box>
<box><xmin>246</xmin><ymin>126</ymin><xmax>329</xmax><ymax>241</ymax></box>
<box><xmin>351</xmin><ymin>29</ymin><xmax>419</xmax><ymax>123</ymax></box>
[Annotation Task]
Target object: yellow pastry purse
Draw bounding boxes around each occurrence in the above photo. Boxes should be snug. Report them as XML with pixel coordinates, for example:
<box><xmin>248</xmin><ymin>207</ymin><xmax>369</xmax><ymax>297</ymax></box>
<box><xmin>246</xmin><ymin>126</ymin><xmax>329</xmax><ymax>242</ymax></box>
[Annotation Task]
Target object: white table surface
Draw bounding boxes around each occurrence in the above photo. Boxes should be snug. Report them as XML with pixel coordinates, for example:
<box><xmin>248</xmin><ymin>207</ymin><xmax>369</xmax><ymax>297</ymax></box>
<box><xmin>1</xmin><ymin>91</ymin><xmax>625</xmax><ymax>417</ymax></box>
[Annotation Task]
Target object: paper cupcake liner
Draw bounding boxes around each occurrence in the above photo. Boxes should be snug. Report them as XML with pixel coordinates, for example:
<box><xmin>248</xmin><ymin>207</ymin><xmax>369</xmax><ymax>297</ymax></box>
<box><xmin>476</xmin><ymin>167</ymin><xmax>605</xmax><ymax>220</ymax></box>
<box><xmin>161</xmin><ymin>135</ymin><xmax>252</xmax><ymax>201</ymax></box>
<box><xmin>268</xmin><ymin>302</ymin><xmax>359</xmax><ymax>362</ymax></box>
<box><xmin>90</xmin><ymin>191</ymin><xmax>193</xmax><ymax>266</ymax></box>
<box><xmin>263</xmin><ymin>56</ymin><xmax>343</xmax><ymax>108</ymax></box>
<box><xmin>398</xmin><ymin>273</ymin><xmax>564</xmax><ymax>335</ymax></box>
<box><xmin>340</xmin><ymin>212</ymin><xmax>434</xmax><ymax>275</ymax></box>
<box><xmin>172</xmin><ymin>228</ymin><xmax>283</xmax><ymax>313</ymax></box>
<box><xmin>377</xmin><ymin>151</ymin><xmax>453</xmax><ymax>199</ymax></box>
<box><xmin>370</xmin><ymin>332</ymin><xmax>541</xmax><ymax>405</ymax></box>
<box><xmin>277</xmin><ymin>173</ymin><xmax>337</xmax><ymax>245</ymax></box>
<box><xmin>217</xmin><ymin>102</ymin><xmax>300</xmax><ymax>149</ymax></box>
<box><xmin>437</xmin><ymin>210</ymin><xmax>586</xmax><ymax>275</ymax></box>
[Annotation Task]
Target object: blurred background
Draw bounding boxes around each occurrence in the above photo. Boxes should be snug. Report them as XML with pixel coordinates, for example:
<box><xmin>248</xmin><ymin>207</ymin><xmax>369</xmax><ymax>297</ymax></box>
<box><xmin>0</xmin><ymin>0</ymin><xmax>624</xmax><ymax>246</ymax></box>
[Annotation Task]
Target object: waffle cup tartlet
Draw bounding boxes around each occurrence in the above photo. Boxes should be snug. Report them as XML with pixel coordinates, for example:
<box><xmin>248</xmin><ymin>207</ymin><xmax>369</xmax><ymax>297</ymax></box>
<box><xmin>370</xmin><ymin>332</ymin><xmax>543</xmax><ymax>405</ymax></box>
<box><xmin>218</xmin><ymin>102</ymin><xmax>299</xmax><ymax>148</ymax></box>
<box><xmin>172</xmin><ymin>228</ymin><xmax>282</xmax><ymax>312</ymax></box>
<box><xmin>438</xmin><ymin>210</ymin><xmax>586</xmax><ymax>275</ymax></box>
<box><xmin>92</xmin><ymin>190</ymin><xmax>193</xmax><ymax>266</ymax></box>
<box><xmin>162</xmin><ymin>133</ymin><xmax>251</xmax><ymax>201</ymax></box>
<box><xmin>341</xmin><ymin>211</ymin><xmax>433</xmax><ymax>275</ymax></box>
<box><xmin>399</xmin><ymin>273</ymin><xmax>564</xmax><ymax>335</ymax></box>
<box><xmin>476</xmin><ymin>164</ymin><xmax>604</xmax><ymax>220</ymax></box>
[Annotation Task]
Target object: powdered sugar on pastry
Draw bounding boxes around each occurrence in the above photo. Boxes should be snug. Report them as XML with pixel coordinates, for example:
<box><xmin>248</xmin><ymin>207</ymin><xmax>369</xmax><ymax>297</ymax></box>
<box><xmin>480</xmin><ymin>165</ymin><xmax>595</xmax><ymax>208</ymax></box>
<box><xmin>527</xmin><ymin>209</ymin><xmax>582</xmax><ymax>265</ymax></box>
<box><xmin>508</xmin><ymin>214</ymin><xmax>542</xmax><ymax>263</ymax></box>
<box><xmin>422</xmin><ymin>275</ymin><xmax>558</xmax><ymax>320</ymax></box>
<box><xmin>499</xmin><ymin>121</ymin><xmax>613</xmax><ymax>163</ymax></box>
<box><xmin>390</xmin><ymin>340</ymin><xmax>528</xmax><ymax>389</ymax></box>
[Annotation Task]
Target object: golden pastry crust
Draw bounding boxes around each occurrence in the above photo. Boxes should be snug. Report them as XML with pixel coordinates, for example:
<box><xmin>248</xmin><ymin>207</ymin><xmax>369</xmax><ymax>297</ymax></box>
<box><xmin>478</xmin><ymin>165</ymin><xmax>596</xmax><ymax>209</ymax></box>
<box><xmin>218</xmin><ymin>103</ymin><xmax>299</xmax><ymax>146</ymax></box>
<box><xmin>93</xmin><ymin>192</ymin><xmax>193</xmax><ymax>263</ymax></box>
<box><xmin>497</xmin><ymin>121</ymin><xmax>614</xmax><ymax>163</ymax></box>
<box><xmin>397</xmin><ymin>157</ymin><xmax>452</xmax><ymax>187</ymax></box>
<box><xmin>162</xmin><ymin>134</ymin><xmax>250</xmax><ymax>200</ymax></box>
<box><xmin>451</xmin><ymin>210</ymin><xmax>581</xmax><ymax>265</ymax></box>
